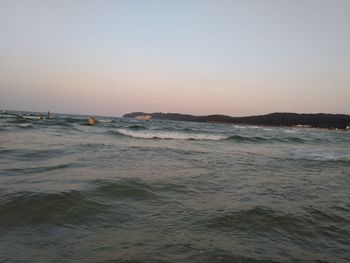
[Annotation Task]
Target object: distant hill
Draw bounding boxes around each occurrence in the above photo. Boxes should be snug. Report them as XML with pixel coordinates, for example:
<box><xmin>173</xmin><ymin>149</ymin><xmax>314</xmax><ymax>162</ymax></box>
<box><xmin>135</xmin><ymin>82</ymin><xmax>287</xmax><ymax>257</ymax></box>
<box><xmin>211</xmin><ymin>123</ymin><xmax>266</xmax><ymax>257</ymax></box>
<box><xmin>123</xmin><ymin>112</ymin><xmax>350</xmax><ymax>129</ymax></box>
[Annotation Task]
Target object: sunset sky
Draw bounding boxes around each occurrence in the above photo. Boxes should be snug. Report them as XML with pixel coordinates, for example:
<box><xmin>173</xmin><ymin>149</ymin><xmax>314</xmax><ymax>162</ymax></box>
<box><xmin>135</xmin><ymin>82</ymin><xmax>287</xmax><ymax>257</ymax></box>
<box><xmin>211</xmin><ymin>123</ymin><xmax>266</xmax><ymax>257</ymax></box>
<box><xmin>1</xmin><ymin>0</ymin><xmax>349</xmax><ymax>117</ymax></box>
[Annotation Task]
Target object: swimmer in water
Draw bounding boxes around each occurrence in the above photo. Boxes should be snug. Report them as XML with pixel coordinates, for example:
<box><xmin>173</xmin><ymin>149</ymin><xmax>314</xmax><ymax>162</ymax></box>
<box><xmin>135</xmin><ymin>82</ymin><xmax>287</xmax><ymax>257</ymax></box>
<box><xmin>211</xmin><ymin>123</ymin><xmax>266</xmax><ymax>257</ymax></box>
<box><xmin>87</xmin><ymin>117</ymin><xmax>95</xmax><ymax>126</ymax></box>
<box><xmin>47</xmin><ymin>111</ymin><xmax>53</xmax><ymax>119</ymax></box>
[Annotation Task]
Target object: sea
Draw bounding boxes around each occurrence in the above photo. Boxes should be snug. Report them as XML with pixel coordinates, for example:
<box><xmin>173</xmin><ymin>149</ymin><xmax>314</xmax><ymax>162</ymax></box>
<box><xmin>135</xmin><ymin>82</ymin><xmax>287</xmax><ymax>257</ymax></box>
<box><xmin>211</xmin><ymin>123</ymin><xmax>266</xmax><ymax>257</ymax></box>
<box><xmin>0</xmin><ymin>111</ymin><xmax>349</xmax><ymax>263</ymax></box>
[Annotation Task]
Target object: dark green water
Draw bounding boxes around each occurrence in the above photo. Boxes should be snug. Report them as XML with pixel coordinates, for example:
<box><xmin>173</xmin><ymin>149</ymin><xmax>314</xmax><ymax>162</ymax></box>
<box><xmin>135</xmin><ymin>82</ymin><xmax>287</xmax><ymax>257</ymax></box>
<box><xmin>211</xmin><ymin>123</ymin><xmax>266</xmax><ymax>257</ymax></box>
<box><xmin>0</xmin><ymin>111</ymin><xmax>349</xmax><ymax>262</ymax></box>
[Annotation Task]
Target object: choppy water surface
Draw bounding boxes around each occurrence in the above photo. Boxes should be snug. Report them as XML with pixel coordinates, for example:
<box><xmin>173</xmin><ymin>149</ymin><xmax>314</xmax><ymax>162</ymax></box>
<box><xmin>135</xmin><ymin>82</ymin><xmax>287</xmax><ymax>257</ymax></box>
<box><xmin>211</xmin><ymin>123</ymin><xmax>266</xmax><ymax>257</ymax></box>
<box><xmin>0</xmin><ymin>111</ymin><xmax>349</xmax><ymax>262</ymax></box>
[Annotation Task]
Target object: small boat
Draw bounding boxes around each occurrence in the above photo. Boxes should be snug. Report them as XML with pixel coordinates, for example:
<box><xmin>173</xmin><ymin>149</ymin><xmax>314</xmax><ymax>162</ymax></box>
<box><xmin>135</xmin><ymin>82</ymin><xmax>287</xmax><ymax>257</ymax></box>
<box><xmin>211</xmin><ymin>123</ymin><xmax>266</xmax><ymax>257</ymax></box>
<box><xmin>135</xmin><ymin>115</ymin><xmax>152</xmax><ymax>121</ymax></box>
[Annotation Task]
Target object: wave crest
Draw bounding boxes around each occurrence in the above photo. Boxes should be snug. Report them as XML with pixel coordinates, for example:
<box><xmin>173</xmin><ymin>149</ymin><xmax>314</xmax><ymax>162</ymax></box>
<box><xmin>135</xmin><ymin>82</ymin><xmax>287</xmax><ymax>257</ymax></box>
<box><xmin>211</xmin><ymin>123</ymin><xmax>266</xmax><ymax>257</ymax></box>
<box><xmin>111</xmin><ymin>129</ymin><xmax>311</xmax><ymax>143</ymax></box>
<box><xmin>114</xmin><ymin>129</ymin><xmax>227</xmax><ymax>141</ymax></box>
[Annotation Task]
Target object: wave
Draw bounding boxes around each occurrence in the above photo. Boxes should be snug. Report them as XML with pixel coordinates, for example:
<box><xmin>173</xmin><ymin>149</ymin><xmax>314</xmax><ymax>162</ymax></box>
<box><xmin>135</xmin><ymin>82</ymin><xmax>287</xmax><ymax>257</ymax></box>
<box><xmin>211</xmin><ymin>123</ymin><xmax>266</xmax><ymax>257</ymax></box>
<box><xmin>91</xmin><ymin>178</ymin><xmax>160</xmax><ymax>200</ymax></box>
<box><xmin>5</xmin><ymin>115</ymin><xmax>85</xmax><ymax>129</ymax></box>
<box><xmin>0</xmin><ymin>191</ymin><xmax>112</xmax><ymax>227</ymax></box>
<box><xmin>227</xmin><ymin>135</ymin><xmax>268</xmax><ymax>143</ymax></box>
<box><xmin>283</xmin><ymin>129</ymin><xmax>299</xmax><ymax>134</ymax></box>
<box><xmin>0</xmin><ymin>113</ymin><xmax>17</xmax><ymax>118</ymax></box>
<box><xmin>17</xmin><ymin>123</ymin><xmax>32</xmax><ymax>128</ymax></box>
<box><xmin>110</xmin><ymin>128</ymin><xmax>311</xmax><ymax>144</ymax></box>
<box><xmin>3</xmin><ymin>163</ymin><xmax>75</xmax><ymax>176</ymax></box>
<box><xmin>286</xmin><ymin>137</ymin><xmax>305</xmax><ymax>143</ymax></box>
<box><xmin>113</xmin><ymin>128</ymin><xmax>227</xmax><ymax>141</ymax></box>
<box><xmin>127</xmin><ymin>125</ymin><xmax>148</xmax><ymax>130</ymax></box>
<box><xmin>22</xmin><ymin>115</ymin><xmax>42</xmax><ymax>120</ymax></box>
<box><xmin>97</xmin><ymin>119</ymin><xmax>113</xmax><ymax>123</ymax></box>
<box><xmin>232</xmin><ymin>125</ymin><xmax>247</xmax><ymax>129</ymax></box>
<box><xmin>1</xmin><ymin>148</ymin><xmax>65</xmax><ymax>161</ymax></box>
<box><xmin>61</xmin><ymin>117</ymin><xmax>82</xmax><ymax>123</ymax></box>
<box><xmin>186</xmin><ymin>249</ymin><xmax>282</xmax><ymax>263</ymax></box>
<box><xmin>7</xmin><ymin>116</ymin><xmax>29</xmax><ymax>124</ymax></box>
<box><xmin>205</xmin><ymin>207</ymin><xmax>307</xmax><ymax>233</ymax></box>
<box><xmin>232</xmin><ymin>125</ymin><xmax>263</xmax><ymax>129</ymax></box>
<box><xmin>293</xmin><ymin>151</ymin><xmax>350</xmax><ymax>162</ymax></box>
<box><xmin>228</xmin><ymin>135</ymin><xmax>307</xmax><ymax>144</ymax></box>
<box><xmin>203</xmin><ymin>205</ymin><xmax>349</xmax><ymax>247</ymax></box>
<box><xmin>0</xmin><ymin>178</ymin><xmax>160</xmax><ymax>227</ymax></box>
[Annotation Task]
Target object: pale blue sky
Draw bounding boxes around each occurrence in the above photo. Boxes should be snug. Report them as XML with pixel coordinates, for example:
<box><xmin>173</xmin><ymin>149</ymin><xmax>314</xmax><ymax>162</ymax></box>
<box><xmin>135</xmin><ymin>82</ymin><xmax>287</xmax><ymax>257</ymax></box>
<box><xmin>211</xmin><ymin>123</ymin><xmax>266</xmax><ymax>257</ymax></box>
<box><xmin>0</xmin><ymin>0</ymin><xmax>349</xmax><ymax>116</ymax></box>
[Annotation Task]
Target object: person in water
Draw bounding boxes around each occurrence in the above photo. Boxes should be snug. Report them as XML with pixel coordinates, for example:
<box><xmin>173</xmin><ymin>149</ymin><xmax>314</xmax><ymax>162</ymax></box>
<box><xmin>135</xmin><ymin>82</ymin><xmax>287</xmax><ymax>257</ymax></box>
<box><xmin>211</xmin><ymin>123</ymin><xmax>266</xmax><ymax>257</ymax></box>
<box><xmin>47</xmin><ymin>111</ymin><xmax>53</xmax><ymax>119</ymax></box>
<box><xmin>87</xmin><ymin>117</ymin><xmax>95</xmax><ymax>125</ymax></box>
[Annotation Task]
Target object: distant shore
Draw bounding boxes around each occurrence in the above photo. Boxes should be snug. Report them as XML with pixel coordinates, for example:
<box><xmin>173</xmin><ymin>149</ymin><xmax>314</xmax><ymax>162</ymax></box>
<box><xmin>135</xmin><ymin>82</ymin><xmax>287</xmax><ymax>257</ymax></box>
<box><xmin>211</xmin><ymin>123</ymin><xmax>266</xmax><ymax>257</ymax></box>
<box><xmin>124</xmin><ymin>112</ymin><xmax>350</xmax><ymax>130</ymax></box>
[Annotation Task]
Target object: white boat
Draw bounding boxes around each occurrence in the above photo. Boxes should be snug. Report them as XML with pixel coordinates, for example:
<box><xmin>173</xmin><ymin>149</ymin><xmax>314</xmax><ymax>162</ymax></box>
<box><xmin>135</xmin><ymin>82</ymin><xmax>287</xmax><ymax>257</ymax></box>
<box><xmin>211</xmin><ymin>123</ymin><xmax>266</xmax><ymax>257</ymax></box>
<box><xmin>135</xmin><ymin>115</ymin><xmax>152</xmax><ymax>121</ymax></box>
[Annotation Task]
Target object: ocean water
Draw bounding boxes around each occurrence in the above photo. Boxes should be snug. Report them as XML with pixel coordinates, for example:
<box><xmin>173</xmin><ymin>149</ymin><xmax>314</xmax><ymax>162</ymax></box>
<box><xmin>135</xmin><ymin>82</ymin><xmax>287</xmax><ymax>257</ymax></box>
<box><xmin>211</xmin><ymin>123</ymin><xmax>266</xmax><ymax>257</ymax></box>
<box><xmin>0</xmin><ymin>111</ymin><xmax>349</xmax><ymax>263</ymax></box>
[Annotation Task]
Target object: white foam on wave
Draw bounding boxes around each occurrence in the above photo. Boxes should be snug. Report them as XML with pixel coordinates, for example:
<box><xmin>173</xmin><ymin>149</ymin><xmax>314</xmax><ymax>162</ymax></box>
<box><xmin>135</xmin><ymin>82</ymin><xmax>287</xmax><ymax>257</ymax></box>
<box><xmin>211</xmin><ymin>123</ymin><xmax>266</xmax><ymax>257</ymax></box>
<box><xmin>293</xmin><ymin>151</ymin><xmax>350</xmax><ymax>162</ymax></box>
<box><xmin>284</xmin><ymin>130</ymin><xmax>297</xmax><ymax>134</ymax></box>
<box><xmin>23</xmin><ymin>115</ymin><xmax>41</xmax><ymax>120</ymax></box>
<box><xmin>18</xmin><ymin>123</ymin><xmax>31</xmax><ymax>128</ymax></box>
<box><xmin>233</xmin><ymin>125</ymin><xmax>247</xmax><ymax>129</ymax></box>
<box><xmin>98</xmin><ymin>119</ymin><xmax>113</xmax><ymax>123</ymax></box>
<box><xmin>233</xmin><ymin>125</ymin><xmax>261</xmax><ymax>129</ymax></box>
<box><xmin>0</xmin><ymin>113</ymin><xmax>17</xmax><ymax>118</ymax></box>
<box><xmin>115</xmin><ymin>128</ymin><xmax>227</xmax><ymax>140</ymax></box>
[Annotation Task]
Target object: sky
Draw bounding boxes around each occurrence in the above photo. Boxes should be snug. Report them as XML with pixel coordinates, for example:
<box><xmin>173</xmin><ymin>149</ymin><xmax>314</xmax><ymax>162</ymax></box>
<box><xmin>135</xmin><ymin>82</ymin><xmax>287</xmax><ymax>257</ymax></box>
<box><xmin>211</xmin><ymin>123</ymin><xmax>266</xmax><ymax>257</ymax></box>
<box><xmin>0</xmin><ymin>0</ymin><xmax>349</xmax><ymax>117</ymax></box>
